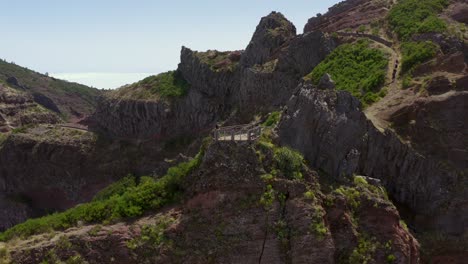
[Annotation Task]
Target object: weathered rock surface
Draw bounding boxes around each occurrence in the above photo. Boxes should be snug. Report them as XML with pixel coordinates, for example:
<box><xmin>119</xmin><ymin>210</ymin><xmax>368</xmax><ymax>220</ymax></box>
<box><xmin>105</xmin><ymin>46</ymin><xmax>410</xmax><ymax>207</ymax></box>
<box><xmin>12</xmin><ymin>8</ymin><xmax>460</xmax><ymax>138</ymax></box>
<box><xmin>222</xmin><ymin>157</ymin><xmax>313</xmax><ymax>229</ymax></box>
<box><xmin>92</xmin><ymin>89</ymin><xmax>222</xmax><ymax>140</ymax></box>
<box><xmin>5</xmin><ymin>142</ymin><xmax>419</xmax><ymax>264</ymax></box>
<box><xmin>240</xmin><ymin>11</ymin><xmax>296</xmax><ymax>68</ymax></box>
<box><xmin>390</xmin><ymin>91</ymin><xmax>468</xmax><ymax>169</ymax></box>
<box><xmin>278</xmin><ymin>84</ymin><xmax>467</xmax><ymax>237</ymax></box>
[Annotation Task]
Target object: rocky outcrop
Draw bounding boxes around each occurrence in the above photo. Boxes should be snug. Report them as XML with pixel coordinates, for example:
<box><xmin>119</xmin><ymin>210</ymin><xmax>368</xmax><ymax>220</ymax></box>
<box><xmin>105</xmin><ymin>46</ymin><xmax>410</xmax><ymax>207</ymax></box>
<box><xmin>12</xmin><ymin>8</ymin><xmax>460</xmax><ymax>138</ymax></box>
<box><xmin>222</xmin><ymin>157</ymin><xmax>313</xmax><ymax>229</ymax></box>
<box><xmin>304</xmin><ymin>0</ymin><xmax>391</xmax><ymax>33</ymax></box>
<box><xmin>238</xmin><ymin>25</ymin><xmax>335</xmax><ymax>114</ymax></box>
<box><xmin>240</xmin><ymin>11</ymin><xmax>296</xmax><ymax>68</ymax></box>
<box><xmin>5</xmin><ymin>142</ymin><xmax>419</xmax><ymax>263</ymax></box>
<box><xmin>278</xmin><ymin>83</ymin><xmax>467</xmax><ymax>237</ymax></box>
<box><xmin>32</xmin><ymin>92</ymin><xmax>61</xmax><ymax>114</ymax></box>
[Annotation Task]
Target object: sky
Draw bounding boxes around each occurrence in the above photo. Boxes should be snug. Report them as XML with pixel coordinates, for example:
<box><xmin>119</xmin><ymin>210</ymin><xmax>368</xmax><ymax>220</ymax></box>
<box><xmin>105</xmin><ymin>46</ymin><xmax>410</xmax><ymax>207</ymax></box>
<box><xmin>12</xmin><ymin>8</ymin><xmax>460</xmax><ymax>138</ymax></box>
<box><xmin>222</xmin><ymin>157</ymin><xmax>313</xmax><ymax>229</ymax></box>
<box><xmin>0</xmin><ymin>0</ymin><xmax>341</xmax><ymax>89</ymax></box>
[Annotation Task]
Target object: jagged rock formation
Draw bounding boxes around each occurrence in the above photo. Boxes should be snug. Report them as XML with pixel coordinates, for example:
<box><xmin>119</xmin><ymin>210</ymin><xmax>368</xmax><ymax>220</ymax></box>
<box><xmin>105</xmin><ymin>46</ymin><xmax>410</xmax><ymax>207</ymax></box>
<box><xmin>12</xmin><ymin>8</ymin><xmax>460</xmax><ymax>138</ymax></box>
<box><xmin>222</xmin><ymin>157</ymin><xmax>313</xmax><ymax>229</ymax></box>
<box><xmin>0</xmin><ymin>83</ymin><xmax>60</xmax><ymax>132</ymax></box>
<box><xmin>5</xmin><ymin>142</ymin><xmax>419</xmax><ymax>263</ymax></box>
<box><xmin>92</xmin><ymin>12</ymin><xmax>335</xmax><ymax>139</ymax></box>
<box><xmin>1</xmin><ymin>0</ymin><xmax>467</xmax><ymax>261</ymax></box>
<box><xmin>304</xmin><ymin>0</ymin><xmax>392</xmax><ymax>33</ymax></box>
<box><xmin>240</xmin><ymin>11</ymin><xmax>296</xmax><ymax>68</ymax></box>
<box><xmin>278</xmin><ymin>83</ymin><xmax>467</xmax><ymax>237</ymax></box>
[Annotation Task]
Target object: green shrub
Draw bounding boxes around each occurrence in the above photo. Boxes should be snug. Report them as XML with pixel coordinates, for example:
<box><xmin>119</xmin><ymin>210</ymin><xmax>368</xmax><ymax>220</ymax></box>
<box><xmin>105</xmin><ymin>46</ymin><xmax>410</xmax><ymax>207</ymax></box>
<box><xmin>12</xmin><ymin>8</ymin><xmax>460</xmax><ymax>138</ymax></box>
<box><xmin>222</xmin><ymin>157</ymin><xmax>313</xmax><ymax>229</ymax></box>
<box><xmin>92</xmin><ymin>176</ymin><xmax>136</xmax><ymax>201</ymax></box>
<box><xmin>334</xmin><ymin>186</ymin><xmax>361</xmax><ymax>209</ymax></box>
<box><xmin>349</xmin><ymin>236</ymin><xmax>378</xmax><ymax>264</ymax></box>
<box><xmin>312</xmin><ymin>221</ymin><xmax>328</xmax><ymax>240</ymax></box>
<box><xmin>401</xmin><ymin>41</ymin><xmax>438</xmax><ymax>72</ymax></box>
<box><xmin>262</xmin><ymin>111</ymin><xmax>281</xmax><ymax>127</ymax></box>
<box><xmin>260</xmin><ymin>185</ymin><xmax>275</xmax><ymax>210</ymax></box>
<box><xmin>274</xmin><ymin>147</ymin><xmax>304</xmax><ymax>179</ymax></box>
<box><xmin>0</xmin><ymin>141</ymin><xmax>209</xmax><ymax>241</ymax></box>
<box><xmin>388</xmin><ymin>0</ymin><xmax>449</xmax><ymax>40</ymax></box>
<box><xmin>387</xmin><ymin>254</ymin><xmax>396</xmax><ymax>263</ymax></box>
<box><xmin>418</xmin><ymin>15</ymin><xmax>447</xmax><ymax>34</ymax></box>
<box><xmin>402</xmin><ymin>75</ymin><xmax>413</xmax><ymax>88</ymax></box>
<box><xmin>304</xmin><ymin>190</ymin><xmax>315</xmax><ymax>200</ymax></box>
<box><xmin>304</xmin><ymin>40</ymin><xmax>388</xmax><ymax>106</ymax></box>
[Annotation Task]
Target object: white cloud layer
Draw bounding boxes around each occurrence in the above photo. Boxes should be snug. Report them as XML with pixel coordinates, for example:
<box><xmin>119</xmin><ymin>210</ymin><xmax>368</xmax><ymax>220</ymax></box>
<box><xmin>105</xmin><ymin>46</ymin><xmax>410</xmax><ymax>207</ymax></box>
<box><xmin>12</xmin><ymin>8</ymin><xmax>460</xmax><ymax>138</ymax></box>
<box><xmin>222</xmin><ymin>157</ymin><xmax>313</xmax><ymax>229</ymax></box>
<box><xmin>50</xmin><ymin>72</ymin><xmax>154</xmax><ymax>89</ymax></box>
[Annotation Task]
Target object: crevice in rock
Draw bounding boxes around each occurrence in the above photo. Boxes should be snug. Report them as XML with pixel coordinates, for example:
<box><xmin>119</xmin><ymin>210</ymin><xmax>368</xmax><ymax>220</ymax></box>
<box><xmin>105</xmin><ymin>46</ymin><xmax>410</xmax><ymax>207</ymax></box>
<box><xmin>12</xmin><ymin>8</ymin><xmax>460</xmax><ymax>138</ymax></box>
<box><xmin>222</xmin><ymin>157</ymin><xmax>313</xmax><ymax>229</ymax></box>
<box><xmin>258</xmin><ymin>214</ymin><xmax>269</xmax><ymax>264</ymax></box>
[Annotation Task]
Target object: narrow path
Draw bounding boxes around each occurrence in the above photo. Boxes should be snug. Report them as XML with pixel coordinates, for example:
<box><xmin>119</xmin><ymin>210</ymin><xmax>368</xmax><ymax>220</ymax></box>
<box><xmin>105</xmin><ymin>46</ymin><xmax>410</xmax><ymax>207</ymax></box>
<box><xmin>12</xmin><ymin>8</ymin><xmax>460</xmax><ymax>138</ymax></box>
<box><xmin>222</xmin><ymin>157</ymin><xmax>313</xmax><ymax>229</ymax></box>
<box><xmin>364</xmin><ymin>44</ymin><xmax>402</xmax><ymax>131</ymax></box>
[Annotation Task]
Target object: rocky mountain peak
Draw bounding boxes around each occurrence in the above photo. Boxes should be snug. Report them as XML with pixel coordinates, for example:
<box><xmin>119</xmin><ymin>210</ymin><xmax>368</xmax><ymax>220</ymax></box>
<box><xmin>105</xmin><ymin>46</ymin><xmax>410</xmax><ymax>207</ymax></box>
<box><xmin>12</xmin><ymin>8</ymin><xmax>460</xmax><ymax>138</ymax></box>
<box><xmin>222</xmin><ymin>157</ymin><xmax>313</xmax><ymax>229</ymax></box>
<box><xmin>240</xmin><ymin>11</ymin><xmax>297</xmax><ymax>67</ymax></box>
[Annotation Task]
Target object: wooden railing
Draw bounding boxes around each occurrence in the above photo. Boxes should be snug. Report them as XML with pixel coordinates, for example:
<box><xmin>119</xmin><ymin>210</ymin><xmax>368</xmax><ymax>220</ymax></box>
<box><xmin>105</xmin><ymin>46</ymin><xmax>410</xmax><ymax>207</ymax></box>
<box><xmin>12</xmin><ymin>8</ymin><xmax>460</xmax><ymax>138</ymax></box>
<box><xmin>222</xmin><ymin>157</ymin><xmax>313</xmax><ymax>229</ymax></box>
<box><xmin>214</xmin><ymin>124</ymin><xmax>262</xmax><ymax>142</ymax></box>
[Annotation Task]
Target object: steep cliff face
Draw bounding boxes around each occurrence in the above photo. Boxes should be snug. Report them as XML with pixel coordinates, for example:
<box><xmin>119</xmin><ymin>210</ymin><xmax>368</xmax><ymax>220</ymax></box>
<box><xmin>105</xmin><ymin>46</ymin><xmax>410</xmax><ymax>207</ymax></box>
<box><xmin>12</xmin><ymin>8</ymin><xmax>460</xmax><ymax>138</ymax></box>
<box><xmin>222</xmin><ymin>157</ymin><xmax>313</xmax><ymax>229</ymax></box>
<box><xmin>4</xmin><ymin>142</ymin><xmax>419</xmax><ymax>264</ymax></box>
<box><xmin>92</xmin><ymin>89</ymin><xmax>222</xmax><ymax>140</ymax></box>
<box><xmin>278</xmin><ymin>83</ymin><xmax>467</xmax><ymax>237</ymax></box>
<box><xmin>240</xmin><ymin>12</ymin><xmax>296</xmax><ymax>68</ymax></box>
<box><xmin>238</xmin><ymin>31</ymin><xmax>336</xmax><ymax>114</ymax></box>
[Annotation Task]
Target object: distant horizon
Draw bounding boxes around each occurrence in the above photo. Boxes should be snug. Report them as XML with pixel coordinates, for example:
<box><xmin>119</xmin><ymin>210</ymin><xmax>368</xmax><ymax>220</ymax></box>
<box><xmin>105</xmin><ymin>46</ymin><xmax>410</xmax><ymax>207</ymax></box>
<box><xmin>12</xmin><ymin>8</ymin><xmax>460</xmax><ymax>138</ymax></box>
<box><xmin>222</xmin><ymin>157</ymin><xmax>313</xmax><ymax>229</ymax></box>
<box><xmin>2</xmin><ymin>0</ymin><xmax>342</xmax><ymax>88</ymax></box>
<box><xmin>50</xmin><ymin>72</ymin><xmax>156</xmax><ymax>90</ymax></box>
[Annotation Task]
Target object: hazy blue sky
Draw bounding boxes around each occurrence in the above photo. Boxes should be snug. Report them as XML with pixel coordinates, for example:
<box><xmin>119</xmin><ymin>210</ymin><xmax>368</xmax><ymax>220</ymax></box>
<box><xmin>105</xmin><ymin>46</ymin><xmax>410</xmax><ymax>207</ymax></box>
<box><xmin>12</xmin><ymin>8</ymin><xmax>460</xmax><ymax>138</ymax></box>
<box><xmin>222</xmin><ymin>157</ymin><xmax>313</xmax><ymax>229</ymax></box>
<box><xmin>0</xmin><ymin>0</ymin><xmax>341</xmax><ymax>88</ymax></box>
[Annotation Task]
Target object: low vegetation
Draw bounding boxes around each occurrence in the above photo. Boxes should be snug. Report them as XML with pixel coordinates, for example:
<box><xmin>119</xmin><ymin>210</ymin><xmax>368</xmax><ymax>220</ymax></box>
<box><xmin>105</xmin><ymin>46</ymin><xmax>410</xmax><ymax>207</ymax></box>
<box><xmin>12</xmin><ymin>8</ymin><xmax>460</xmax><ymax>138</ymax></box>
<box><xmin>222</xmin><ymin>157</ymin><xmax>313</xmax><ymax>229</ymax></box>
<box><xmin>115</xmin><ymin>71</ymin><xmax>189</xmax><ymax>100</ymax></box>
<box><xmin>126</xmin><ymin>216</ymin><xmax>175</xmax><ymax>251</ymax></box>
<box><xmin>388</xmin><ymin>0</ymin><xmax>449</xmax><ymax>40</ymax></box>
<box><xmin>274</xmin><ymin>146</ymin><xmax>304</xmax><ymax>180</ymax></box>
<box><xmin>0</xmin><ymin>139</ymin><xmax>210</xmax><ymax>241</ymax></box>
<box><xmin>304</xmin><ymin>40</ymin><xmax>388</xmax><ymax>106</ymax></box>
<box><xmin>349</xmin><ymin>235</ymin><xmax>379</xmax><ymax>264</ymax></box>
<box><xmin>262</xmin><ymin>111</ymin><xmax>281</xmax><ymax>127</ymax></box>
<box><xmin>400</xmin><ymin>41</ymin><xmax>438</xmax><ymax>73</ymax></box>
<box><xmin>194</xmin><ymin>50</ymin><xmax>239</xmax><ymax>72</ymax></box>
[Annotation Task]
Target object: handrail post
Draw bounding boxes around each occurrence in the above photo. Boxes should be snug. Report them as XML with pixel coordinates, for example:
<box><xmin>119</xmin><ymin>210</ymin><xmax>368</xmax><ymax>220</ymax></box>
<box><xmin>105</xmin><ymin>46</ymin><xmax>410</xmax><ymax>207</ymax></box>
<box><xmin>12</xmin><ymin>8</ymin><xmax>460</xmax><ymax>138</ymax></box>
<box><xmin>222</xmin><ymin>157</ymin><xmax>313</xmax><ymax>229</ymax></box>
<box><xmin>231</xmin><ymin>130</ymin><xmax>235</xmax><ymax>141</ymax></box>
<box><xmin>214</xmin><ymin>130</ymin><xmax>218</xmax><ymax>141</ymax></box>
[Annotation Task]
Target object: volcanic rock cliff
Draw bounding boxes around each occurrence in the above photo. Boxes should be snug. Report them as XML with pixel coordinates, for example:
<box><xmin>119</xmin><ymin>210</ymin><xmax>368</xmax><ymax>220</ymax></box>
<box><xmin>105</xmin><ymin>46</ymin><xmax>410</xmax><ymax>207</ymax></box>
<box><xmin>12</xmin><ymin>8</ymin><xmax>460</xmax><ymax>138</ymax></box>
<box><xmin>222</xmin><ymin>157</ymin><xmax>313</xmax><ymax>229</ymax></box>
<box><xmin>1</xmin><ymin>0</ymin><xmax>467</xmax><ymax>262</ymax></box>
<box><xmin>4</xmin><ymin>141</ymin><xmax>419</xmax><ymax>264</ymax></box>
